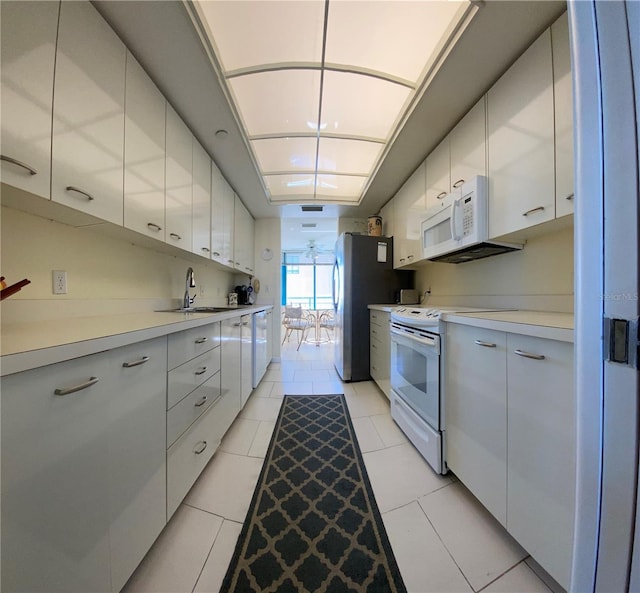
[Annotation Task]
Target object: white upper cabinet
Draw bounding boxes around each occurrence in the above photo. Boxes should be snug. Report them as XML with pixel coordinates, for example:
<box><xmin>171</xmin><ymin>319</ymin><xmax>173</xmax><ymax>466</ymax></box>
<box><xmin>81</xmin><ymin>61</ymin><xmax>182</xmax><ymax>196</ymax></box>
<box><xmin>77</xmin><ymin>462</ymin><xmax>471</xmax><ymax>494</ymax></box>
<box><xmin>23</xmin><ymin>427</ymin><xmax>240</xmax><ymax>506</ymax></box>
<box><xmin>379</xmin><ymin>199</ymin><xmax>395</xmax><ymax>239</ymax></box>
<box><xmin>0</xmin><ymin>1</ymin><xmax>58</xmax><ymax>199</ymax></box>
<box><xmin>234</xmin><ymin>195</ymin><xmax>254</xmax><ymax>275</ymax></box>
<box><xmin>425</xmin><ymin>96</ymin><xmax>487</xmax><ymax>211</ymax></box>
<box><xmin>488</xmin><ymin>29</ymin><xmax>555</xmax><ymax>238</ymax></box>
<box><xmin>425</xmin><ymin>137</ymin><xmax>450</xmax><ymax>210</ymax></box>
<box><xmin>192</xmin><ymin>139</ymin><xmax>211</xmax><ymax>257</ymax></box>
<box><xmin>449</xmin><ymin>96</ymin><xmax>487</xmax><ymax>192</ymax></box>
<box><xmin>52</xmin><ymin>1</ymin><xmax>126</xmax><ymax>225</ymax></box>
<box><xmin>552</xmin><ymin>12</ymin><xmax>574</xmax><ymax>217</ymax></box>
<box><xmin>124</xmin><ymin>53</ymin><xmax>166</xmax><ymax>240</ymax></box>
<box><xmin>165</xmin><ymin>105</ymin><xmax>193</xmax><ymax>251</ymax></box>
<box><xmin>211</xmin><ymin>161</ymin><xmax>235</xmax><ymax>268</ymax></box>
<box><xmin>393</xmin><ymin>160</ymin><xmax>426</xmax><ymax>268</ymax></box>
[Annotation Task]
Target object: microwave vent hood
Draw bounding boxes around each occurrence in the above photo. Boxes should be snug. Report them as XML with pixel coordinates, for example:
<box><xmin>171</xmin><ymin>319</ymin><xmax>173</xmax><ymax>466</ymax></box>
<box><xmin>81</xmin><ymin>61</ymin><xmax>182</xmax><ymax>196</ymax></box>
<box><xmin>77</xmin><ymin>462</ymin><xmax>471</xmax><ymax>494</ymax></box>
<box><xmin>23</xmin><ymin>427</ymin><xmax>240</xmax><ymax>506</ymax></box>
<box><xmin>429</xmin><ymin>241</ymin><xmax>522</xmax><ymax>264</ymax></box>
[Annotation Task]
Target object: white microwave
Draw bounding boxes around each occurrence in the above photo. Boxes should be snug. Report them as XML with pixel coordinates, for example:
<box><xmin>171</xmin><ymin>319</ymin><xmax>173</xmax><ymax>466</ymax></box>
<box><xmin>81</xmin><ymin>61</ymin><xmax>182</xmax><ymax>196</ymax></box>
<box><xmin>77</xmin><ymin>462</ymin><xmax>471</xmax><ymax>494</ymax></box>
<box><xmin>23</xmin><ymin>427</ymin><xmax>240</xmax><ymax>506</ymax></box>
<box><xmin>421</xmin><ymin>176</ymin><xmax>522</xmax><ymax>264</ymax></box>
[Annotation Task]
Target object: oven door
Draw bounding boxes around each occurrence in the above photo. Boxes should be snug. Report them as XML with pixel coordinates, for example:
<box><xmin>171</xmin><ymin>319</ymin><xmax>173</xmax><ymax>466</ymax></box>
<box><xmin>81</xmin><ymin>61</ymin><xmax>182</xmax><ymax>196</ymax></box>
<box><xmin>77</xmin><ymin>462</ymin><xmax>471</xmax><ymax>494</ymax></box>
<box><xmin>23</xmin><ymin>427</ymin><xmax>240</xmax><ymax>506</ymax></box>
<box><xmin>390</xmin><ymin>326</ymin><xmax>441</xmax><ymax>430</ymax></box>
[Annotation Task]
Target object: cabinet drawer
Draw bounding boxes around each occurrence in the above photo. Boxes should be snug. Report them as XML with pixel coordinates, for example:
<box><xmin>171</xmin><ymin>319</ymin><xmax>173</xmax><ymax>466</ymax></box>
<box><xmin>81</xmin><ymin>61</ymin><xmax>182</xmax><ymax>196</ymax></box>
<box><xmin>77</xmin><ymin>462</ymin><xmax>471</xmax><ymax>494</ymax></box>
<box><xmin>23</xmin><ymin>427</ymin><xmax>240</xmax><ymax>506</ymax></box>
<box><xmin>370</xmin><ymin>340</ymin><xmax>390</xmax><ymax>377</ymax></box>
<box><xmin>370</xmin><ymin>323</ymin><xmax>389</xmax><ymax>343</ymax></box>
<box><xmin>166</xmin><ymin>390</ymin><xmax>239</xmax><ymax>518</ymax></box>
<box><xmin>167</xmin><ymin>372</ymin><xmax>221</xmax><ymax>448</ymax></box>
<box><xmin>369</xmin><ymin>310</ymin><xmax>390</xmax><ymax>328</ymax></box>
<box><xmin>167</xmin><ymin>347</ymin><xmax>220</xmax><ymax>409</ymax></box>
<box><xmin>168</xmin><ymin>323</ymin><xmax>220</xmax><ymax>370</ymax></box>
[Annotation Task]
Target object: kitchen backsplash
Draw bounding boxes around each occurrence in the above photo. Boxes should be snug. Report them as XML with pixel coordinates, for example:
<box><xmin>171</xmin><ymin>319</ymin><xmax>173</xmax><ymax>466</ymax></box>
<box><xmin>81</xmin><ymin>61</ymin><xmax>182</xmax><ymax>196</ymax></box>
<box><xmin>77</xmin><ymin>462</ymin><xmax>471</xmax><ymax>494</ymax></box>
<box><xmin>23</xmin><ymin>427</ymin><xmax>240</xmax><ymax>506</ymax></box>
<box><xmin>415</xmin><ymin>225</ymin><xmax>574</xmax><ymax>313</ymax></box>
<box><xmin>1</xmin><ymin>207</ymin><xmax>235</xmax><ymax>323</ymax></box>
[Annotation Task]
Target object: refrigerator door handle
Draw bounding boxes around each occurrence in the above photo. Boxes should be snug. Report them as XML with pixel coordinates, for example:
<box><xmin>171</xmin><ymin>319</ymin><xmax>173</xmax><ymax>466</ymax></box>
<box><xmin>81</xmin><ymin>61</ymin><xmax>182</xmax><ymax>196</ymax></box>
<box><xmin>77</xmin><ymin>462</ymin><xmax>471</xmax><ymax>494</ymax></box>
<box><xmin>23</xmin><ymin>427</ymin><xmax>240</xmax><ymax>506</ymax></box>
<box><xmin>332</xmin><ymin>261</ymin><xmax>340</xmax><ymax>310</ymax></box>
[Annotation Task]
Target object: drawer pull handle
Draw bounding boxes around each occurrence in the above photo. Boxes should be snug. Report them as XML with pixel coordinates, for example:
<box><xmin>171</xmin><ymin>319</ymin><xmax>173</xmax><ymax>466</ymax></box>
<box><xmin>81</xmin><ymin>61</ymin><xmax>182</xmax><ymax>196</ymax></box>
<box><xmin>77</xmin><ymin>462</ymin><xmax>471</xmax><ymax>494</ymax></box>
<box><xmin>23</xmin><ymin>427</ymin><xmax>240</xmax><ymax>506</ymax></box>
<box><xmin>514</xmin><ymin>349</ymin><xmax>545</xmax><ymax>360</ymax></box>
<box><xmin>195</xmin><ymin>367</ymin><xmax>207</xmax><ymax>375</ymax></box>
<box><xmin>195</xmin><ymin>395</ymin><xmax>208</xmax><ymax>407</ymax></box>
<box><xmin>201</xmin><ymin>247</ymin><xmax>210</xmax><ymax>253</ymax></box>
<box><xmin>436</xmin><ymin>192</ymin><xmax>447</xmax><ymax>200</ymax></box>
<box><xmin>407</xmin><ymin>254</ymin><xmax>414</xmax><ymax>260</ymax></box>
<box><xmin>400</xmin><ymin>258</ymin><xmax>406</xmax><ymax>262</ymax></box>
<box><xmin>147</xmin><ymin>222</ymin><xmax>162</xmax><ymax>232</ymax></box>
<box><xmin>122</xmin><ymin>356</ymin><xmax>150</xmax><ymax>368</ymax></box>
<box><xmin>227</xmin><ymin>259</ymin><xmax>234</xmax><ymax>264</ymax></box>
<box><xmin>212</xmin><ymin>251</ymin><xmax>221</xmax><ymax>257</ymax></box>
<box><xmin>452</xmin><ymin>178</ymin><xmax>465</xmax><ymax>188</ymax></box>
<box><xmin>1</xmin><ymin>155</ymin><xmax>37</xmax><ymax>175</ymax></box>
<box><xmin>55</xmin><ymin>376</ymin><xmax>99</xmax><ymax>396</ymax></box>
<box><xmin>566</xmin><ymin>193</ymin><xmax>575</xmax><ymax>201</ymax></box>
<box><xmin>169</xmin><ymin>232</ymin><xmax>181</xmax><ymax>241</ymax></box>
<box><xmin>372</xmin><ymin>365</ymin><xmax>377</xmax><ymax>371</ymax></box>
<box><xmin>235</xmin><ymin>261</ymin><xmax>241</xmax><ymax>265</ymax></box>
<box><xmin>194</xmin><ymin>441</ymin><xmax>207</xmax><ymax>455</ymax></box>
<box><xmin>195</xmin><ymin>337</ymin><xmax>208</xmax><ymax>344</ymax></box>
<box><xmin>474</xmin><ymin>340</ymin><xmax>496</xmax><ymax>348</ymax></box>
<box><xmin>66</xmin><ymin>186</ymin><xmax>94</xmax><ymax>201</ymax></box>
<box><xmin>522</xmin><ymin>206</ymin><xmax>545</xmax><ymax>217</ymax></box>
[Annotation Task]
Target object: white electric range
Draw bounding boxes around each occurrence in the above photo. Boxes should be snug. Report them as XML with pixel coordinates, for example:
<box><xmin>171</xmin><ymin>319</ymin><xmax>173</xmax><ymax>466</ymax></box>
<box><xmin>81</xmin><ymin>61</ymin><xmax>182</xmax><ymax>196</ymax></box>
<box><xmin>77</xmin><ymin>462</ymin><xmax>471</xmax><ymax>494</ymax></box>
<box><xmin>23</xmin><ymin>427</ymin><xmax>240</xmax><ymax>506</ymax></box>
<box><xmin>389</xmin><ymin>305</ymin><xmax>509</xmax><ymax>473</ymax></box>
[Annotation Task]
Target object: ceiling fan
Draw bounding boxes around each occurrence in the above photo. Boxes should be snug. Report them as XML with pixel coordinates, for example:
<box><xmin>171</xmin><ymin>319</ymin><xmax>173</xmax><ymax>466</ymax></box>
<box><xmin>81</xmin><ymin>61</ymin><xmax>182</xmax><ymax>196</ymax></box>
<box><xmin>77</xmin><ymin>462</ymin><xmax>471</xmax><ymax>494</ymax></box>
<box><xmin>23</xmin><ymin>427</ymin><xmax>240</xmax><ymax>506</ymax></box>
<box><xmin>304</xmin><ymin>239</ymin><xmax>326</xmax><ymax>262</ymax></box>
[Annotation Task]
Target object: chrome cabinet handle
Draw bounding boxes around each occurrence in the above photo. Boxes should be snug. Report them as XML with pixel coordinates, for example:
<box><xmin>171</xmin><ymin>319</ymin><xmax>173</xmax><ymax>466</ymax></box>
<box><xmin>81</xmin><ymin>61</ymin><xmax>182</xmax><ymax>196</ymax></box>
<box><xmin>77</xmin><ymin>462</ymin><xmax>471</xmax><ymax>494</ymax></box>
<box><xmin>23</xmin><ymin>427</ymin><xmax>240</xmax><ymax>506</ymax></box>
<box><xmin>566</xmin><ymin>193</ymin><xmax>575</xmax><ymax>201</ymax></box>
<box><xmin>66</xmin><ymin>186</ymin><xmax>94</xmax><ymax>201</ymax></box>
<box><xmin>1</xmin><ymin>155</ymin><xmax>37</xmax><ymax>175</ymax></box>
<box><xmin>194</xmin><ymin>441</ymin><xmax>207</xmax><ymax>455</ymax></box>
<box><xmin>122</xmin><ymin>356</ymin><xmax>150</xmax><ymax>368</ymax></box>
<box><xmin>55</xmin><ymin>376</ymin><xmax>99</xmax><ymax>396</ymax></box>
<box><xmin>227</xmin><ymin>259</ymin><xmax>234</xmax><ymax>264</ymax></box>
<box><xmin>514</xmin><ymin>349</ymin><xmax>545</xmax><ymax>360</ymax></box>
<box><xmin>474</xmin><ymin>340</ymin><xmax>496</xmax><ymax>348</ymax></box>
<box><xmin>195</xmin><ymin>337</ymin><xmax>208</xmax><ymax>344</ymax></box>
<box><xmin>523</xmin><ymin>206</ymin><xmax>545</xmax><ymax>217</ymax></box>
<box><xmin>371</xmin><ymin>343</ymin><xmax>377</xmax><ymax>349</ymax></box>
<box><xmin>372</xmin><ymin>365</ymin><xmax>377</xmax><ymax>371</ymax></box>
<box><xmin>400</xmin><ymin>258</ymin><xmax>406</xmax><ymax>262</ymax></box>
<box><xmin>195</xmin><ymin>366</ymin><xmax>207</xmax><ymax>375</ymax></box>
<box><xmin>147</xmin><ymin>222</ymin><xmax>162</xmax><ymax>232</ymax></box>
<box><xmin>212</xmin><ymin>251</ymin><xmax>221</xmax><ymax>257</ymax></box>
<box><xmin>194</xmin><ymin>395</ymin><xmax>208</xmax><ymax>407</ymax></box>
<box><xmin>245</xmin><ymin>267</ymin><xmax>251</xmax><ymax>272</ymax></box>
<box><xmin>235</xmin><ymin>261</ymin><xmax>241</xmax><ymax>265</ymax></box>
<box><xmin>452</xmin><ymin>178</ymin><xmax>465</xmax><ymax>188</ymax></box>
<box><xmin>201</xmin><ymin>247</ymin><xmax>210</xmax><ymax>253</ymax></box>
<box><xmin>436</xmin><ymin>192</ymin><xmax>447</xmax><ymax>200</ymax></box>
<box><xmin>407</xmin><ymin>254</ymin><xmax>414</xmax><ymax>260</ymax></box>
<box><xmin>169</xmin><ymin>232</ymin><xmax>181</xmax><ymax>241</ymax></box>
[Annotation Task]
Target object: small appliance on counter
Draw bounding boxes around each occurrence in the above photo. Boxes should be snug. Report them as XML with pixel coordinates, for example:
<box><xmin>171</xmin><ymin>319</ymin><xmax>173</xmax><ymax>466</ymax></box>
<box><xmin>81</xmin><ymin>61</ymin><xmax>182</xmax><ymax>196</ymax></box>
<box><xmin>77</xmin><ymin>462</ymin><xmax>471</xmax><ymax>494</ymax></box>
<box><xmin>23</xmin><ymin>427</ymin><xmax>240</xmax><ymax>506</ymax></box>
<box><xmin>234</xmin><ymin>285</ymin><xmax>249</xmax><ymax>305</ymax></box>
<box><xmin>397</xmin><ymin>289</ymin><xmax>419</xmax><ymax>304</ymax></box>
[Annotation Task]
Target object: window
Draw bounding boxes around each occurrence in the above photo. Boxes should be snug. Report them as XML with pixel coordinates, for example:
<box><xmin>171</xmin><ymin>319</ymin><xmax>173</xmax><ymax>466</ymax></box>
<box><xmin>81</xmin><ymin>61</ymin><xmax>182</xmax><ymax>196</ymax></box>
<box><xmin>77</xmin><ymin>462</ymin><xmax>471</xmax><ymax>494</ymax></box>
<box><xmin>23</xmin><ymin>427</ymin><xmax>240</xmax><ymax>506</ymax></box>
<box><xmin>282</xmin><ymin>251</ymin><xmax>334</xmax><ymax>309</ymax></box>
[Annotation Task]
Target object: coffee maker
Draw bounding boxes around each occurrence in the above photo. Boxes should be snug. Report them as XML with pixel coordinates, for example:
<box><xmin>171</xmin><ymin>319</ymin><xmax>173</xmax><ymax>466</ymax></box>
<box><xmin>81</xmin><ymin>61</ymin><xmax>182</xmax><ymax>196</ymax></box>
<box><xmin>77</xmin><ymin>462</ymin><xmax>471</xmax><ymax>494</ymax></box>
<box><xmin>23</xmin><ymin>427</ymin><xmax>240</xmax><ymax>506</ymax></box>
<box><xmin>234</xmin><ymin>285</ymin><xmax>249</xmax><ymax>305</ymax></box>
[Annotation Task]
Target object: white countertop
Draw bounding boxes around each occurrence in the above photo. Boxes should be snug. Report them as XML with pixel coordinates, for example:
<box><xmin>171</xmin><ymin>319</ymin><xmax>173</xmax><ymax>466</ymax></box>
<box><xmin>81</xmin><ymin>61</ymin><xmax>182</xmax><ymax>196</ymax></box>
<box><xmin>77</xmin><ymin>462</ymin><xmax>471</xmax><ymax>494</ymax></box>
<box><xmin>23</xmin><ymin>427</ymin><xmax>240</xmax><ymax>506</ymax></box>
<box><xmin>443</xmin><ymin>310</ymin><xmax>574</xmax><ymax>342</ymax></box>
<box><xmin>1</xmin><ymin>306</ymin><xmax>271</xmax><ymax>377</ymax></box>
<box><xmin>368</xmin><ymin>304</ymin><xmax>398</xmax><ymax>312</ymax></box>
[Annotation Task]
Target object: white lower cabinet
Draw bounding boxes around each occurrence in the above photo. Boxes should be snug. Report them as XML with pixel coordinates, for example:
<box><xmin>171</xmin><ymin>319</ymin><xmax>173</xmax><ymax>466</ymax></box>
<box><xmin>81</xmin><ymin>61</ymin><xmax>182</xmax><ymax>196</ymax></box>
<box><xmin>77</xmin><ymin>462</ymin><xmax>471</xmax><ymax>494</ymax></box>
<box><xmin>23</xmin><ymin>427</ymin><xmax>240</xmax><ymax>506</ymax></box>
<box><xmin>1</xmin><ymin>336</ymin><xmax>167</xmax><ymax>593</ymax></box>
<box><xmin>445</xmin><ymin>324</ymin><xmax>507</xmax><ymax>525</ymax></box>
<box><xmin>506</xmin><ymin>333</ymin><xmax>575</xmax><ymax>589</ymax></box>
<box><xmin>221</xmin><ymin>317</ymin><xmax>243</xmax><ymax>413</ymax></box>
<box><xmin>445</xmin><ymin>322</ymin><xmax>574</xmax><ymax>589</ymax></box>
<box><xmin>370</xmin><ymin>310</ymin><xmax>391</xmax><ymax>398</ymax></box>
<box><xmin>241</xmin><ymin>314</ymin><xmax>253</xmax><ymax>406</ymax></box>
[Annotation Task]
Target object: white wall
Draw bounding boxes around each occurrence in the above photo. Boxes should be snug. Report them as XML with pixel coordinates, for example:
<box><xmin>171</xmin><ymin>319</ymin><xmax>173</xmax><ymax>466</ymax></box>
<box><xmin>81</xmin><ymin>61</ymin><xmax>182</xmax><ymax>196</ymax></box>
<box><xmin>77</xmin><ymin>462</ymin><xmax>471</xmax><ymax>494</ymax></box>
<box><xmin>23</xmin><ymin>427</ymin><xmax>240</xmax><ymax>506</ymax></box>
<box><xmin>253</xmin><ymin>218</ymin><xmax>282</xmax><ymax>358</ymax></box>
<box><xmin>414</xmin><ymin>225</ymin><xmax>574</xmax><ymax>312</ymax></box>
<box><xmin>1</xmin><ymin>206</ymin><xmax>235</xmax><ymax>323</ymax></box>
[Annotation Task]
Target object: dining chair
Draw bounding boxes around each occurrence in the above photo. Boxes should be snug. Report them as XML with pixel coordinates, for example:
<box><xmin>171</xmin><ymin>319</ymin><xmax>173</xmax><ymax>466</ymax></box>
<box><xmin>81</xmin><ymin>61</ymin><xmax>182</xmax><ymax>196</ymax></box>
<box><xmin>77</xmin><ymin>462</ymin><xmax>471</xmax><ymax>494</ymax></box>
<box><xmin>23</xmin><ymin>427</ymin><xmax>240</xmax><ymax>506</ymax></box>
<box><xmin>281</xmin><ymin>305</ymin><xmax>312</xmax><ymax>350</ymax></box>
<box><xmin>318</xmin><ymin>310</ymin><xmax>336</xmax><ymax>342</ymax></box>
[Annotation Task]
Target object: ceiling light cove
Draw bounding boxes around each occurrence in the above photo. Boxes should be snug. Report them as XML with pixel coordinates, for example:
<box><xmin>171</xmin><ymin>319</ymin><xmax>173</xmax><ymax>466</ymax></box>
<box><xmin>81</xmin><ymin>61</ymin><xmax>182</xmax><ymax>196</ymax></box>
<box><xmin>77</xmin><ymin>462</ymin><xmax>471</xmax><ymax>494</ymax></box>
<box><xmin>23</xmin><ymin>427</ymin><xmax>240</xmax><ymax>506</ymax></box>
<box><xmin>194</xmin><ymin>0</ymin><xmax>475</xmax><ymax>206</ymax></box>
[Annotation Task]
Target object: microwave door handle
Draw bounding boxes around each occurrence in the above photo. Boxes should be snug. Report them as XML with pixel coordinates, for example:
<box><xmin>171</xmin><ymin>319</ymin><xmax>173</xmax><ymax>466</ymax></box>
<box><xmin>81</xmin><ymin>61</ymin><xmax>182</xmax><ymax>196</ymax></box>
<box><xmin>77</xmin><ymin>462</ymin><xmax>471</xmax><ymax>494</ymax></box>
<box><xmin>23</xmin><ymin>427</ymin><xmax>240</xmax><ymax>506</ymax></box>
<box><xmin>450</xmin><ymin>198</ymin><xmax>462</xmax><ymax>241</ymax></box>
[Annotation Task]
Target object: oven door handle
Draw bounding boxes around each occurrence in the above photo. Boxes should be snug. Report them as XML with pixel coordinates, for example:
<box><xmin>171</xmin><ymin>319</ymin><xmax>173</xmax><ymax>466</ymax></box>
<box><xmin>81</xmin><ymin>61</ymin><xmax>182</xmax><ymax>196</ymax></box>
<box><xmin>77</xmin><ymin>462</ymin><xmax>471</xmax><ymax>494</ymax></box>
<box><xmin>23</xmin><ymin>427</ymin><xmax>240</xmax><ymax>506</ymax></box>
<box><xmin>390</xmin><ymin>326</ymin><xmax>438</xmax><ymax>348</ymax></box>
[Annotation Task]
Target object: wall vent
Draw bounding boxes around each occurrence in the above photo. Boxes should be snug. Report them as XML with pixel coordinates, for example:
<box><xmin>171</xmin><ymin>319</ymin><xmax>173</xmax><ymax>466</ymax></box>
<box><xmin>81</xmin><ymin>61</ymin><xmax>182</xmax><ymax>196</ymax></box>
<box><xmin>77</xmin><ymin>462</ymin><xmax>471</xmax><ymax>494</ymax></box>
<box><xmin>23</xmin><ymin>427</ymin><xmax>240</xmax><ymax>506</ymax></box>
<box><xmin>301</xmin><ymin>223</ymin><xmax>317</xmax><ymax>228</ymax></box>
<box><xmin>301</xmin><ymin>205</ymin><xmax>323</xmax><ymax>212</ymax></box>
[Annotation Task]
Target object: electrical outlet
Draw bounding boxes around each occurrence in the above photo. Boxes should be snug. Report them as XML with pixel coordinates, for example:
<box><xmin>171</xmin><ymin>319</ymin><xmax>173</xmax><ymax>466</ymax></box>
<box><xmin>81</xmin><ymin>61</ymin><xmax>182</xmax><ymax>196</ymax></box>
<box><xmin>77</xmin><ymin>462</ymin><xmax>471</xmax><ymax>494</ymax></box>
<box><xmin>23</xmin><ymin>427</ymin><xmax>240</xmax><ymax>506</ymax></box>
<box><xmin>52</xmin><ymin>270</ymin><xmax>67</xmax><ymax>294</ymax></box>
<box><xmin>199</xmin><ymin>284</ymin><xmax>206</xmax><ymax>296</ymax></box>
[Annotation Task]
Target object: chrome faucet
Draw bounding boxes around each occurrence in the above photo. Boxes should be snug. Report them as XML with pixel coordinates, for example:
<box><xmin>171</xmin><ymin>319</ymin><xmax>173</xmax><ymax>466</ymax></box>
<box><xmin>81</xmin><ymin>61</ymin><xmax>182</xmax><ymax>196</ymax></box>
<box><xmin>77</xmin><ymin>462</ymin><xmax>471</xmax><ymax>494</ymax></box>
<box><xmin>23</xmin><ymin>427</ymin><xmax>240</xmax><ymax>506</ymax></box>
<box><xmin>184</xmin><ymin>267</ymin><xmax>196</xmax><ymax>308</ymax></box>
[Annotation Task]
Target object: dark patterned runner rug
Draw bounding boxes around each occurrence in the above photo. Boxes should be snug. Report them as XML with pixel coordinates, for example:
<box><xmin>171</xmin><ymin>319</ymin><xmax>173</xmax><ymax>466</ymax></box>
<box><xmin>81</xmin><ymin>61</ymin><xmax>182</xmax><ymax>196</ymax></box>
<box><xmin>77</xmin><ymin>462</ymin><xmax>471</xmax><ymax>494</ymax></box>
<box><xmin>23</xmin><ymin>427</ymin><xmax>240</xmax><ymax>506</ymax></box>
<box><xmin>220</xmin><ymin>394</ymin><xmax>407</xmax><ymax>593</ymax></box>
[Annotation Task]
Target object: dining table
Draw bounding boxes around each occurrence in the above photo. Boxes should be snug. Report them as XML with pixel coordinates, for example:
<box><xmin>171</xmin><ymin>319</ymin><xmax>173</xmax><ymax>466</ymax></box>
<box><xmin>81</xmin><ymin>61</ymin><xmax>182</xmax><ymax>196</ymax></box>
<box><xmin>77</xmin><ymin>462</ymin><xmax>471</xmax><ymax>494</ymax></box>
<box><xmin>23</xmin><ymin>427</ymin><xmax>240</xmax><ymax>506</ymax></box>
<box><xmin>304</xmin><ymin>309</ymin><xmax>333</xmax><ymax>346</ymax></box>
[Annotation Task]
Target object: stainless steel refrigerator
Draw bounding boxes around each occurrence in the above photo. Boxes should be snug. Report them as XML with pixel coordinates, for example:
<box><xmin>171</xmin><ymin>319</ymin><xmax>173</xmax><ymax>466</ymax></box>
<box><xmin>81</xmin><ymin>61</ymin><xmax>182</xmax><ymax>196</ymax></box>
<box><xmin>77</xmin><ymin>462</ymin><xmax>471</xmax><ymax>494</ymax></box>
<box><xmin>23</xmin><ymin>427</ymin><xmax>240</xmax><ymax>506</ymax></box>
<box><xmin>332</xmin><ymin>233</ymin><xmax>412</xmax><ymax>382</ymax></box>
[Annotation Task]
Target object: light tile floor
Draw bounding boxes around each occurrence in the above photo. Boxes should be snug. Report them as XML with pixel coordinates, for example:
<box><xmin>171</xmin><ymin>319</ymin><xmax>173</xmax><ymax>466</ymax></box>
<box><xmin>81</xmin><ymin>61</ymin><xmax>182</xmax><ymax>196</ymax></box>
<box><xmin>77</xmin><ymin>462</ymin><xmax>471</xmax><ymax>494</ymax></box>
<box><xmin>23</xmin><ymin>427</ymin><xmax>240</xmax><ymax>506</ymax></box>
<box><xmin>123</xmin><ymin>339</ymin><xmax>556</xmax><ymax>593</ymax></box>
